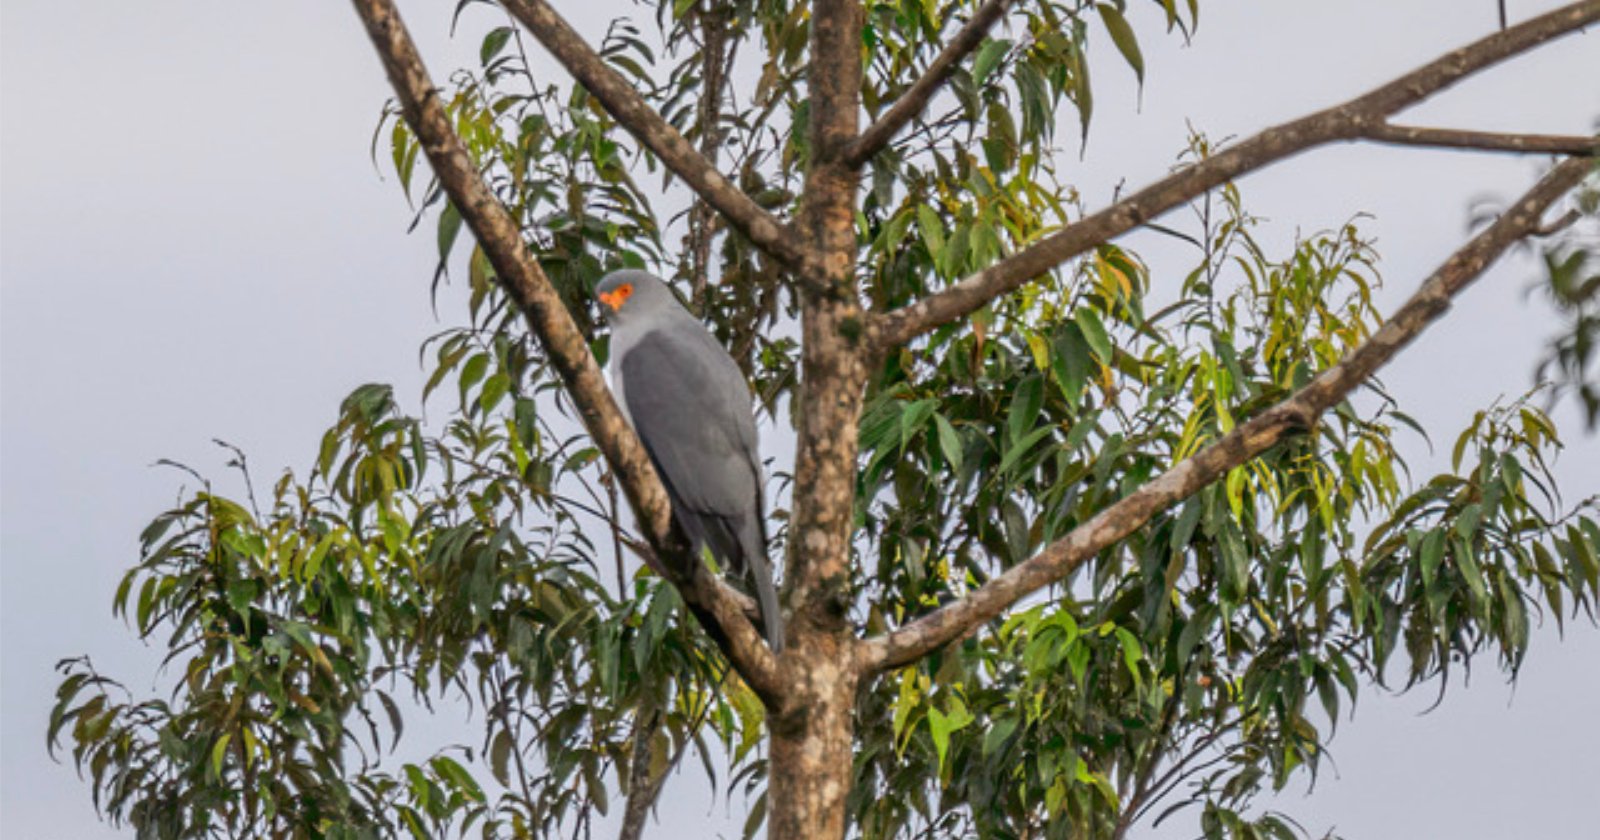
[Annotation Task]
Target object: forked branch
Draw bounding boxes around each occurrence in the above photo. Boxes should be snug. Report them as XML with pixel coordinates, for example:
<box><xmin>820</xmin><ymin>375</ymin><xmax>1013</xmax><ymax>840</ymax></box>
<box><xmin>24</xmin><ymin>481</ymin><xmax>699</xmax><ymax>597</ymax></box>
<box><xmin>860</xmin><ymin>157</ymin><xmax>1592</xmax><ymax>673</ymax></box>
<box><xmin>871</xmin><ymin>1</ymin><xmax>1600</xmax><ymax>348</ymax></box>
<box><xmin>498</xmin><ymin>0</ymin><xmax>808</xmax><ymax>269</ymax></box>
<box><xmin>350</xmin><ymin>0</ymin><xmax>781</xmax><ymax>701</ymax></box>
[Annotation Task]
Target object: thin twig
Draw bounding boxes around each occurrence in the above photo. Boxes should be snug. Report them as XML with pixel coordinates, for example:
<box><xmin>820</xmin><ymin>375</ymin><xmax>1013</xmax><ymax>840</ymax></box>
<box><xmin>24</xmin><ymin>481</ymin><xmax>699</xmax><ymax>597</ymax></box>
<box><xmin>688</xmin><ymin>5</ymin><xmax>734</xmax><ymax>307</ymax></box>
<box><xmin>1365</xmin><ymin>122</ymin><xmax>1598</xmax><ymax>155</ymax></box>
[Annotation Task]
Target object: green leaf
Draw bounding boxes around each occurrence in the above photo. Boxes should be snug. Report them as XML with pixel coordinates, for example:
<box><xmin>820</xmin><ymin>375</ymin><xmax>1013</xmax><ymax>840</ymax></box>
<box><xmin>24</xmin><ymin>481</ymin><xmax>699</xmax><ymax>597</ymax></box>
<box><xmin>479</xmin><ymin>371</ymin><xmax>511</xmax><ymax>415</ymax></box>
<box><xmin>1008</xmin><ymin>375</ymin><xmax>1045</xmax><ymax>443</ymax></box>
<box><xmin>1453</xmin><ymin>535</ymin><xmax>1489</xmax><ymax>610</ymax></box>
<box><xmin>431</xmin><ymin>755</ymin><xmax>486</xmax><ymax>802</ymax></box>
<box><xmin>1053</xmin><ymin>325</ymin><xmax>1092</xmax><ymax>405</ymax></box>
<box><xmin>998</xmin><ymin>425</ymin><xmax>1055</xmax><ymax>475</ymax></box>
<box><xmin>982</xmin><ymin>715</ymin><xmax>1019</xmax><ymax>759</ymax></box>
<box><xmin>933</xmin><ymin>412</ymin><xmax>964</xmax><ymax>473</ymax></box>
<box><xmin>1454</xmin><ymin>502</ymin><xmax>1484</xmax><ymax>540</ymax></box>
<box><xmin>210</xmin><ymin>733</ymin><xmax>231</xmax><ymax>780</ymax></box>
<box><xmin>899</xmin><ymin>399</ymin><xmax>937</xmax><ymax>450</ymax></box>
<box><xmin>1074</xmin><ymin>307</ymin><xmax>1113</xmax><ymax>364</ymax></box>
<box><xmin>1097</xmin><ymin>4</ymin><xmax>1145</xmax><ymax>82</ymax></box>
<box><xmin>458</xmin><ymin>352</ymin><xmax>489</xmax><ymax>406</ymax></box>
<box><xmin>1066</xmin><ymin>638</ymin><xmax>1091</xmax><ymax>686</ymax></box>
<box><xmin>927</xmin><ymin>695</ymin><xmax>974</xmax><ymax>773</ymax></box>
<box><xmin>226</xmin><ymin>578</ymin><xmax>258</xmax><ymax>615</ymax></box>
<box><xmin>1419</xmin><ymin>528</ymin><xmax>1445</xmax><ymax>588</ymax></box>
<box><xmin>972</xmin><ymin>38</ymin><xmax>1010</xmax><ymax>85</ymax></box>
<box><xmin>489</xmin><ymin>730</ymin><xmax>513</xmax><ymax>787</ymax></box>
<box><xmin>891</xmin><ymin>669</ymin><xmax>921</xmax><ymax>746</ymax></box>
<box><xmin>480</xmin><ymin>27</ymin><xmax>513</xmax><ymax>66</ymax></box>
<box><xmin>917</xmin><ymin>205</ymin><xmax>946</xmax><ymax>258</ymax></box>
<box><xmin>1170</xmin><ymin>500</ymin><xmax>1203</xmax><ymax>550</ymax></box>
<box><xmin>1113</xmin><ymin>626</ymin><xmax>1144</xmax><ymax>690</ymax></box>
<box><xmin>437</xmin><ymin>201</ymin><xmax>463</xmax><ymax>266</ymax></box>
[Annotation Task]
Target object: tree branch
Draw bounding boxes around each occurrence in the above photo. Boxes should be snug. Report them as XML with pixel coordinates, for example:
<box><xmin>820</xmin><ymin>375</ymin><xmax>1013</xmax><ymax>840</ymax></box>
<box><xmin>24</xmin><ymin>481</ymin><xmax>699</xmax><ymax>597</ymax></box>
<box><xmin>349</xmin><ymin>0</ymin><xmax>781</xmax><ymax>702</ymax></box>
<box><xmin>687</xmin><ymin>5</ymin><xmax>736</xmax><ymax>308</ymax></box>
<box><xmin>1365</xmin><ymin>122</ymin><xmax>1599</xmax><ymax>155</ymax></box>
<box><xmin>843</xmin><ymin>0</ymin><xmax>1014</xmax><ymax>168</ymax></box>
<box><xmin>871</xmin><ymin>0</ymin><xmax>1600</xmax><ymax>348</ymax></box>
<box><xmin>859</xmin><ymin>157</ymin><xmax>1591</xmax><ymax>673</ymax></box>
<box><xmin>497</xmin><ymin>0</ymin><xmax>808</xmax><ymax>269</ymax></box>
<box><xmin>618</xmin><ymin>704</ymin><xmax>663</xmax><ymax>840</ymax></box>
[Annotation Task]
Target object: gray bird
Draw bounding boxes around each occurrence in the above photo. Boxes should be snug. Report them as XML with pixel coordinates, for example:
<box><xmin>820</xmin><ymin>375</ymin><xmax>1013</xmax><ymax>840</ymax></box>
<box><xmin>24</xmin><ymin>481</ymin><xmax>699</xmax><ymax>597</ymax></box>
<box><xmin>596</xmin><ymin>270</ymin><xmax>783</xmax><ymax>652</ymax></box>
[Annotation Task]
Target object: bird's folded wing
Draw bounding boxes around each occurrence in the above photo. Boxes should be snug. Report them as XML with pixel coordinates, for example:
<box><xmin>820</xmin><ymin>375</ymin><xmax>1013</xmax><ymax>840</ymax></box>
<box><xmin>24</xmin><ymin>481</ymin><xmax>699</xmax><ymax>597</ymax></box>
<box><xmin>618</xmin><ymin>328</ymin><xmax>760</xmax><ymax>518</ymax></box>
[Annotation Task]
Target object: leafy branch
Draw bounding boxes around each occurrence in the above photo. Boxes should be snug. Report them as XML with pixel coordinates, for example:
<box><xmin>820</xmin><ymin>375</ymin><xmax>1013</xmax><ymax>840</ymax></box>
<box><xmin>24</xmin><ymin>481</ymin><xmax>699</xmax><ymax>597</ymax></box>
<box><xmin>499</xmin><ymin>0</ymin><xmax>807</xmax><ymax>268</ymax></box>
<box><xmin>861</xmin><ymin>156</ymin><xmax>1593</xmax><ymax>672</ymax></box>
<box><xmin>844</xmin><ymin>0</ymin><xmax>1016</xmax><ymax>167</ymax></box>
<box><xmin>870</xmin><ymin>1</ymin><xmax>1600</xmax><ymax>348</ymax></box>
<box><xmin>350</xmin><ymin>0</ymin><xmax>781</xmax><ymax>700</ymax></box>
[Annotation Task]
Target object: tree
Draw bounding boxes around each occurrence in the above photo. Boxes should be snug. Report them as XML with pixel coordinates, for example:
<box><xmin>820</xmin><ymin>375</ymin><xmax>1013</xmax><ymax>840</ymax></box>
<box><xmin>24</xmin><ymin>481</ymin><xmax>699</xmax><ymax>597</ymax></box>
<box><xmin>48</xmin><ymin>1</ymin><xmax>1600</xmax><ymax>838</ymax></box>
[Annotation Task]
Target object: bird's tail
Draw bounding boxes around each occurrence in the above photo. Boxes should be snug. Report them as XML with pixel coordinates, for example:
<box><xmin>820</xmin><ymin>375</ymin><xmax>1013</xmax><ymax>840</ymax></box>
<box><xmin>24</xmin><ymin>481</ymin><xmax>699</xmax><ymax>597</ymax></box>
<box><xmin>737</xmin><ymin>515</ymin><xmax>784</xmax><ymax>653</ymax></box>
<box><xmin>747</xmin><ymin>550</ymin><xmax>784</xmax><ymax>653</ymax></box>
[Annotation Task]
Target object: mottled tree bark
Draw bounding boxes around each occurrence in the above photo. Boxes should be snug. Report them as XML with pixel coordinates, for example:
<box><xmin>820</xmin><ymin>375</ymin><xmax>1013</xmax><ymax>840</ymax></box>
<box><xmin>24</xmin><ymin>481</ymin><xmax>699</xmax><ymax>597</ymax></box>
<box><xmin>763</xmin><ymin>0</ymin><xmax>871</xmax><ymax>837</ymax></box>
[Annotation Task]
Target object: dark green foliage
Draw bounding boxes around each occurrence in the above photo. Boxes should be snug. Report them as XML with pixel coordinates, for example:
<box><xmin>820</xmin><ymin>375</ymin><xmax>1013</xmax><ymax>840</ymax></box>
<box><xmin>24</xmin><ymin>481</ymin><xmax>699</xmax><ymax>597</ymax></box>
<box><xmin>55</xmin><ymin>378</ymin><xmax>759</xmax><ymax>838</ymax></box>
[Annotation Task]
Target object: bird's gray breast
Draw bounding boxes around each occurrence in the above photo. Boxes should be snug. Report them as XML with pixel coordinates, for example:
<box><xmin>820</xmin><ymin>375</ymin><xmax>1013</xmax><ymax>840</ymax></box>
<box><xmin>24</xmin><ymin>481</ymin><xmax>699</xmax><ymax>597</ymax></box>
<box><xmin>613</xmin><ymin>324</ymin><xmax>760</xmax><ymax>519</ymax></box>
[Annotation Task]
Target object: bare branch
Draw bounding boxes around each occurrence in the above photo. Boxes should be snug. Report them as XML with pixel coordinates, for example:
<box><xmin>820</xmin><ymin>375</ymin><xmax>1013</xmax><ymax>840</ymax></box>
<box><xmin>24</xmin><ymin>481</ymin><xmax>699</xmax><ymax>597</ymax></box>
<box><xmin>872</xmin><ymin>1</ymin><xmax>1600</xmax><ymax>348</ymax></box>
<box><xmin>843</xmin><ymin>0</ymin><xmax>1014</xmax><ymax>168</ymax></box>
<box><xmin>618</xmin><ymin>705</ymin><xmax>662</xmax><ymax>840</ymax></box>
<box><xmin>1534</xmin><ymin>208</ymin><xmax>1583</xmax><ymax>236</ymax></box>
<box><xmin>688</xmin><ymin>7</ymin><xmax>736</xmax><ymax>307</ymax></box>
<box><xmin>859</xmin><ymin>157</ymin><xmax>1591</xmax><ymax>673</ymax></box>
<box><xmin>497</xmin><ymin>0</ymin><xmax>807</xmax><ymax>269</ymax></box>
<box><xmin>1365</xmin><ymin>122</ymin><xmax>1598</xmax><ymax>155</ymax></box>
<box><xmin>350</xmin><ymin>0</ymin><xmax>781</xmax><ymax>701</ymax></box>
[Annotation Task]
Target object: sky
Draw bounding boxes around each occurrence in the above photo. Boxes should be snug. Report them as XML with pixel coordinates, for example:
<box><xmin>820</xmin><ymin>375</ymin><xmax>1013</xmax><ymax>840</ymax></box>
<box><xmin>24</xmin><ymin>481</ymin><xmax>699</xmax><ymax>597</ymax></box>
<box><xmin>3</xmin><ymin>1</ymin><xmax>1598</xmax><ymax>839</ymax></box>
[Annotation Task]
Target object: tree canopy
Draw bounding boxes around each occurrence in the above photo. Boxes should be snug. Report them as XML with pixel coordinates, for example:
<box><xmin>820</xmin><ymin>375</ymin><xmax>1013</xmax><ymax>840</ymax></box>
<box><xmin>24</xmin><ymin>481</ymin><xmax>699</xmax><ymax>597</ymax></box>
<box><xmin>50</xmin><ymin>2</ymin><xmax>1600</xmax><ymax>839</ymax></box>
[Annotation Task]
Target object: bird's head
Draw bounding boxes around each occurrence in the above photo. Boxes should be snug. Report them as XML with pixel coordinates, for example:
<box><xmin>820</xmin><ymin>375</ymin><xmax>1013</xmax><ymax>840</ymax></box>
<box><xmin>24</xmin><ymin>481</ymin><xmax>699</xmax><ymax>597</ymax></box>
<box><xmin>595</xmin><ymin>269</ymin><xmax>674</xmax><ymax>324</ymax></box>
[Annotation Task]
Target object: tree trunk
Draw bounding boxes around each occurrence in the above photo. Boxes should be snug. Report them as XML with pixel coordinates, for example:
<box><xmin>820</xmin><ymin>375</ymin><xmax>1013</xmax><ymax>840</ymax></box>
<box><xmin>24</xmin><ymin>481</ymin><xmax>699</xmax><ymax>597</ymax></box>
<box><xmin>766</xmin><ymin>635</ymin><xmax>861</xmax><ymax>839</ymax></box>
<box><xmin>769</xmin><ymin>0</ymin><xmax>869</xmax><ymax>834</ymax></box>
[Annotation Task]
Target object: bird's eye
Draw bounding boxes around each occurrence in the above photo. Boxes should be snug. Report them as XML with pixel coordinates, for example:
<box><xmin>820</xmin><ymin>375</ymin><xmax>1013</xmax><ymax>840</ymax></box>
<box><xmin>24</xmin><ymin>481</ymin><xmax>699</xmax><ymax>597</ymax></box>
<box><xmin>601</xmin><ymin>282</ymin><xmax>635</xmax><ymax>311</ymax></box>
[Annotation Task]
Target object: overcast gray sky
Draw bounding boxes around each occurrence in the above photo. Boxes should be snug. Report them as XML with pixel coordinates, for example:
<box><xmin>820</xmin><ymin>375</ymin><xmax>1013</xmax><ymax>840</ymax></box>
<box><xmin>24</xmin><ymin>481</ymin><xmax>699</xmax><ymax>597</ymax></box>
<box><xmin>3</xmin><ymin>1</ymin><xmax>1598</xmax><ymax>839</ymax></box>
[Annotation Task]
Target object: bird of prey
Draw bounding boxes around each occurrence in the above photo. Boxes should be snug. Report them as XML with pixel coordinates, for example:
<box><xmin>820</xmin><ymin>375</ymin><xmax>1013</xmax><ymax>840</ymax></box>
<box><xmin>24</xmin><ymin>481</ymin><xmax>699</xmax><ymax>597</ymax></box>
<box><xmin>595</xmin><ymin>270</ymin><xmax>783</xmax><ymax>652</ymax></box>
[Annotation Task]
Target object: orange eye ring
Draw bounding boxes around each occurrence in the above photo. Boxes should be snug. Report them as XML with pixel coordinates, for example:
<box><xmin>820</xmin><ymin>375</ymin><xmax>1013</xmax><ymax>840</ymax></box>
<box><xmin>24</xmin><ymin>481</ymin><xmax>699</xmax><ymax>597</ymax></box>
<box><xmin>600</xmin><ymin>282</ymin><xmax>634</xmax><ymax>311</ymax></box>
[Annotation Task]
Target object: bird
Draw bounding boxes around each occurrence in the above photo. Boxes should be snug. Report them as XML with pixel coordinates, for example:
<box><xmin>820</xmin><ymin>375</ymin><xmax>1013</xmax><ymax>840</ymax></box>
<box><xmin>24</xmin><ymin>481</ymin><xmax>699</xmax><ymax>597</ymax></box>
<box><xmin>595</xmin><ymin>269</ymin><xmax>783</xmax><ymax>652</ymax></box>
